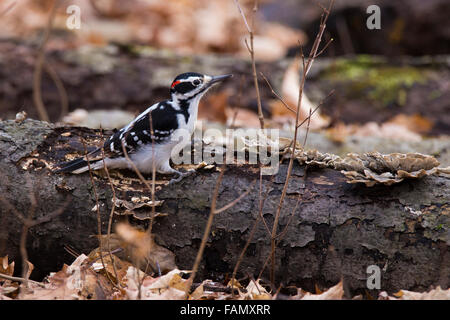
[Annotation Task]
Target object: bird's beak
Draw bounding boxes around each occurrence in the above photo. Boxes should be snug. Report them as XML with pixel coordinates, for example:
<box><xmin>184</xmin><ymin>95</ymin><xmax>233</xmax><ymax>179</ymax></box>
<box><xmin>208</xmin><ymin>74</ymin><xmax>233</xmax><ymax>85</ymax></box>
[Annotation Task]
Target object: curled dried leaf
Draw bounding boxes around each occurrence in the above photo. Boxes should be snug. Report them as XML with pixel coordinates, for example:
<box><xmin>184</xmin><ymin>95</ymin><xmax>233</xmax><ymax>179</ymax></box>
<box><xmin>115</xmin><ymin>223</ymin><xmax>177</xmax><ymax>274</ymax></box>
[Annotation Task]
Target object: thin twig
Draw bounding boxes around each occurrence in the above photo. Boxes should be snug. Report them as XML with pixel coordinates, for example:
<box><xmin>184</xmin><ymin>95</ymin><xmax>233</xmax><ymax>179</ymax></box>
<box><xmin>257</xmin><ymin>190</ymin><xmax>302</xmax><ymax>279</ymax></box>
<box><xmin>99</xmin><ymin>130</ymin><xmax>121</xmax><ymax>288</ymax></box>
<box><xmin>44</xmin><ymin>62</ymin><xmax>69</xmax><ymax>120</ymax></box>
<box><xmin>184</xmin><ymin>167</ymin><xmax>226</xmax><ymax>299</ymax></box>
<box><xmin>275</xmin><ymin>192</ymin><xmax>303</xmax><ymax>241</ymax></box>
<box><xmin>119</xmin><ymin>113</ymin><xmax>158</xmax><ymax>297</ymax></box>
<box><xmin>214</xmin><ymin>180</ymin><xmax>255</xmax><ymax>214</ymax></box>
<box><xmin>230</xmin><ymin>165</ymin><xmax>278</xmax><ymax>296</ymax></box>
<box><xmin>233</xmin><ymin>0</ymin><xmax>264</xmax><ymax>129</ymax></box>
<box><xmin>296</xmin><ymin>90</ymin><xmax>334</xmax><ymax>129</ymax></box>
<box><xmin>83</xmin><ymin>140</ymin><xmax>118</xmax><ymax>289</ymax></box>
<box><xmin>0</xmin><ymin>272</ymin><xmax>45</xmax><ymax>288</ymax></box>
<box><xmin>0</xmin><ymin>182</ymin><xmax>68</xmax><ymax>292</ymax></box>
<box><xmin>258</xmin><ymin>172</ymin><xmax>275</xmax><ymax>235</ymax></box>
<box><xmin>146</xmin><ymin>111</ymin><xmax>157</xmax><ymax>236</ymax></box>
<box><xmin>0</xmin><ymin>1</ymin><xmax>17</xmax><ymax>18</ymax></box>
<box><xmin>233</xmin><ymin>0</ymin><xmax>251</xmax><ymax>33</ymax></box>
<box><xmin>184</xmin><ymin>167</ymin><xmax>255</xmax><ymax>299</ymax></box>
<box><xmin>260</xmin><ymin>72</ymin><xmax>296</xmax><ymax>114</ymax></box>
<box><xmin>33</xmin><ymin>0</ymin><xmax>57</xmax><ymax>122</ymax></box>
<box><xmin>121</xmin><ymin>140</ymin><xmax>152</xmax><ymax>192</ymax></box>
<box><xmin>268</xmin><ymin>0</ymin><xmax>334</xmax><ymax>285</ymax></box>
<box><xmin>302</xmin><ymin>109</ymin><xmax>312</xmax><ymax>148</ymax></box>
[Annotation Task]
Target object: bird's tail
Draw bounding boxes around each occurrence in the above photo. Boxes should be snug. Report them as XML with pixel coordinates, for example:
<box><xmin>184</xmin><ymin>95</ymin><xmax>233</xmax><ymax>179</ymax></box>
<box><xmin>54</xmin><ymin>149</ymin><xmax>104</xmax><ymax>174</ymax></box>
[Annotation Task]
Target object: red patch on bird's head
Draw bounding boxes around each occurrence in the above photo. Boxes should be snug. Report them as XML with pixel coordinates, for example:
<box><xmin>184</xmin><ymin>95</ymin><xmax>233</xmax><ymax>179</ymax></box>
<box><xmin>171</xmin><ymin>80</ymin><xmax>181</xmax><ymax>88</ymax></box>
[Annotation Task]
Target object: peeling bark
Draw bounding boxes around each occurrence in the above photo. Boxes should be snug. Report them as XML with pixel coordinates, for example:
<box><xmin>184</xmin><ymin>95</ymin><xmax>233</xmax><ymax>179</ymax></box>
<box><xmin>0</xmin><ymin>119</ymin><xmax>449</xmax><ymax>296</ymax></box>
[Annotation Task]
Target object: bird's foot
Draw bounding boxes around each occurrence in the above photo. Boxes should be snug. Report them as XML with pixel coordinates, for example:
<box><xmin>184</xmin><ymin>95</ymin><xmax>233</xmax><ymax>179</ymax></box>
<box><xmin>168</xmin><ymin>168</ymin><xmax>195</xmax><ymax>185</ymax></box>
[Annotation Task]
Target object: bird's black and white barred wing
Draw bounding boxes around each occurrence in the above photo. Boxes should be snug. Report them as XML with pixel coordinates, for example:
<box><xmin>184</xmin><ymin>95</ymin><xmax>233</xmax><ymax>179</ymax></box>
<box><xmin>55</xmin><ymin>100</ymin><xmax>180</xmax><ymax>173</ymax></box>
<box><xmin>103</xmin><ymin>100</ymin><xmax>179</xmax><ymax>157</ymax></box>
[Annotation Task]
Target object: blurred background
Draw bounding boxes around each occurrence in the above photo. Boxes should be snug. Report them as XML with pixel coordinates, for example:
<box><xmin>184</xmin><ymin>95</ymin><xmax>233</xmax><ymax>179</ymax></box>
<box><xmin>0</xmin><ymin>0</ymin><xmax>449</xmax><ymax>161</ymax></box>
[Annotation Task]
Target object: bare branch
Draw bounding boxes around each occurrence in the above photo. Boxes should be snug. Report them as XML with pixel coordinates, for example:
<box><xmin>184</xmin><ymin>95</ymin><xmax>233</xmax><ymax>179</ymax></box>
<box><xmin>33</xmin><ymin>0</ymin><xmax>58</xmax><ymax>122</ymax></box>
<box><xmin>296</xmin><ymin>89</ymin><xmax>335</xmax><ymax>129</ymax></box>
<box><xmin>0</xmin><ymin>272</ymin><xmax>45</xmax><ymax>287</ymax></box>
<box><xmin>233</xmin><ymin>0</ymin><xmax>265</xmax><ymax>129</ymax></box>
<box><xmin>84</xmin><ymin>139</ymin><xmax>119</xmax><ymax>289</ymax></box>
<box><xmin>44</xmin><ymin>62</ymin><xmax>69</xmax><ymax>120</ymax></box>
<box><xmin>214</xmin><ymin>180</ymin><xmax>255</xmax><ymax>214</ymax></box>
<box><xmin>302</xmin><ymin>109</ymin><xmax>312</xmax><ymax>148</ymax></box>
<box><xmin>260</xmin><ymin>72</ymin><xmax>296</xmax><ymax>114</ymax></box>
<box><xmin>233</xmin><ymin>0</ymin><xmax>251</xmax><ymax>33</ymax></box>
<box><xmin>184</xmin><ymin>167</ymin><xmax>226</xmax><ymax>298</ymax></box>
<box><xmin>269</xmin><ymin>0</ymin><xmax>334</xmax><ymax>285</ymax></box>
<box><xmin>0</xmin><ymin>1</ymin><xmax>17</xmax><ymax>18</ymax></box>
<box><xmin>99</xmin><ymin>131</ymin><xmax>121</xmax><ymax>288</ymax></box>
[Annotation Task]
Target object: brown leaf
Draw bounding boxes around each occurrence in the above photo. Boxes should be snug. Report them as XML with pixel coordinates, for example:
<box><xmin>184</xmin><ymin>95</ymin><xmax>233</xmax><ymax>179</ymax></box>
<box><xmin>0</xmin><ymin>256</ymin><xmax>14</xmax><ymax>276</ymax></box>
<box><xmin>125</xmin><ymin>268</ymin><xmax>189</xmax><ymax>300</ymax></box>
<box><xmin>198</xmin><ymin>92</ymin><xmax>229</xmax><ymax>123</ymax></box>
<box><xmin>115</xmin><ymin>223</ymin><xmax>177</xmax><ymax>274</ymax></box>
<box><xmin>25</xmin><ymin>261</ymin><xmax>34</xmax><ymax>280</ymax></box>
<box><xmin>280</xmin><ymin>61</ymin><xmax>330</xmax><ymax>130</ymax></box>
<box><xmin>291</xmin><ymin>281</ymin><xmax>344</xmax><ymax>300</ymax></box>
<box><xmin>353</xmin><ymin>122</ymin><xmax>422</xmax><ymax>142</ymax></box>
<box><xmin>387</xmin><ymin>113</ymin><xmax>433</xmax><ymax>134</ymax></box>
<box><xmin>392</xmin><ymin>287</ymin><xmax>450</xmax><ymax>300</ymax></box>
<box><xmin>89</xmin><ymin>248</ymin><xmax>134</xmax><ymax>286</ymax></box>
<box><xmin>244</xmin><ymin>280</ymin><xmax>271</xmax><ymax>300</ymax></box>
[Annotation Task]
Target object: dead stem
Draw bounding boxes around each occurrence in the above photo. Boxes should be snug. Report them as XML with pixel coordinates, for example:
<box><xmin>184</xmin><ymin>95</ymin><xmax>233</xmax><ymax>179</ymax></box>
<box><xmin>120</xmin><ymin>112</ymin><xmax>157</xmax><ymax>297</ymax></box>
<box><xmin>44</xmin><ymin>62</ymin><xmax>69</xmax><ymax>120</ymax></box>
<box><xmin>0</xmin><ymin>1</ymin><xmax>17</xmax><ymax>17</ymax></box>
<box><xmin>269</xmin><ymin>0</ymin><xmax>334</xmax><ymax>285</ymax></box>
<box><xmin>184</xmin><ymin>167</ymin><xmax>226</xmax><ymax>299</ymax></box>
<box><xmin>230</xmin><ymin>170</ymin><xmax>273</xmax><ymax>295</ymax></box>
<box><xmin>260</xmin><ymin>72</ymin><xmax>296</xmax><ymax>115</ymax></box>
<box><xmin>33</xmin><ymin>0</ymin><xmax>57</xmax><ymax>122</ymax></box>
<box><xmin>184</xmin><ymin>168</ymin><xmax>254</xmax><ymax>298</ymax></box>
<box><xmin>83</xmin><ymin>140</ymin><xmax>119</xmax><ymax>290</ymax></box>
<box><xmin>0</xmin><ymin>273</ymin><xmax>45</xmax><ymax>288</ymax></box>
<box><xmin>233</xmin><ymin>0</ymin><xmax>265</xmax><ymax>129</ymax></box>
<box><xmin>302</xmin><ymin>109</ymin><xmax>312</xmax><ymax>148</ymax></box>
<box><xmin>99</xmin><ymin>131</ymin><xmax>121</xmax><ymax>288</ymax></box>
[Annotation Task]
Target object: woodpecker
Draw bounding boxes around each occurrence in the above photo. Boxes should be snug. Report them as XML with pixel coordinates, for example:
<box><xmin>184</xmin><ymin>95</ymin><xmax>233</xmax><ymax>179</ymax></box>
<box><xmin>55</xmin><ymin>72</ymin><xmax>232</xmax><ymax>183</ymax></box>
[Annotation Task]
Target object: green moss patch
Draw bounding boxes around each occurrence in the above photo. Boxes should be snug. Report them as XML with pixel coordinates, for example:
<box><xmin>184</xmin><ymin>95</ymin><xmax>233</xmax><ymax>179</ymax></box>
<box><xmin>322</xmin><ymin>55</ymin><xmax>427</xmax><ymax>107</ymax></box>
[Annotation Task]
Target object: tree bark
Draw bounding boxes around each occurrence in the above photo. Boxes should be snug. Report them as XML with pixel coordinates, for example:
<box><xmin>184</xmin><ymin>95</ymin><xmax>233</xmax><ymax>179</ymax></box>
<box><xmin>0</xmin><ymin>119</ymin><xmax>449</xmax><ymax>296</ymax></box>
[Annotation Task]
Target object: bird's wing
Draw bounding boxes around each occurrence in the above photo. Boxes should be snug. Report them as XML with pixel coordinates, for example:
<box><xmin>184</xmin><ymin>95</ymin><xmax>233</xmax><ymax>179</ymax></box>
<box><xmin>102</xmin><ymin>101</ymin><xmax>179</xmax><ymax>157</ymax></box>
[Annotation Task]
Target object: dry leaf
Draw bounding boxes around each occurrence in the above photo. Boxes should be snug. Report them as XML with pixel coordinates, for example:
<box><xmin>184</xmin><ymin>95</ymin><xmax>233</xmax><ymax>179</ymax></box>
<box><xmin>244</xmin><ymin>280</ymin><xmax>271</xmax><ymax>300</ymax></box>
<box><xmin>387</xmin><ymin>114</ymin><xmax>433</xmax><ymax>134</ymax></box>
<box><xmin>115</xmin><ymin>223</ymin><xmax>177</xmax><ymax>274</ymax></box>
<box><xmin>25</xmin><ymin>261</ymin><xmax>34</xmax><ymax>280</ymax></box>
<box><xmin>198</xmin><ymin>91</ymin><xmax>229</xmax><ymax>123</ymax></box>
<box><xmin>280</xmin><ymin>61</ymin><xmax>330</xmax><ymax>130</ymax></box>
<box><xmin>225</xmin><ymin>108</ymin><xmax>261</xmax><ymax>128</ymax></box>
<box><xmin>393</xmin><ymin>287</ymin><xmax>450</xmax><ymax>300</ymax></box>
<box><xmin>291</xmin><ymin>281</ymin><xmax>344</xmax><ymax>300</ymax></box>
<box><xmin>63</xmin><ymin>108</ymin><xmax>135</xmax><ymax>129</ymax></box>
<box><xmin>125</xmin><ymin>267</ymin><xmax>189</xmax><ymax>300</ymax></box>
<box><xmin>354</xmin><ymin>122</ymin><xmax>422</xmax><ymax>142</ymax></box>
<box><xmin>325</xmin><ymin>122</ymin><xmax>350</xmax><ymax>143</ymax></box>
<box><xmin>88</xmin><ymin>248</ymin><xmax>134</xmax><ymax>286</ymax></box>
<box><xmin>0</xmin><ymin>256</ymin><xmax>14</xmax><ymax>276</ymax></box>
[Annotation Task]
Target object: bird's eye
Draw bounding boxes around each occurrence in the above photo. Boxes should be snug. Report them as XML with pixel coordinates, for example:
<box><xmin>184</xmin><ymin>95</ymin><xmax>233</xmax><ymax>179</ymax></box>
<box><xmin>193</xmin><ymin>79</ymin><xmax>201</xmax><ymax>86</ymax></box>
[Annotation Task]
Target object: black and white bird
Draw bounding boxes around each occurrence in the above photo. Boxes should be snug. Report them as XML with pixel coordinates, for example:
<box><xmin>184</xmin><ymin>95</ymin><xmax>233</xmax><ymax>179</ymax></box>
<box><xmin>55</xmin><ymin>72</ymin><xmax>232</xmax><ymax>182</ymax></box>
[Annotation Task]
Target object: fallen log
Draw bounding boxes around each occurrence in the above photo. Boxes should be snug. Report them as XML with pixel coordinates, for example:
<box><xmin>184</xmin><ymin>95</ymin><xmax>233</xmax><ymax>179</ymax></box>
<box><xmin>0</xmin><ymin>119</ymin><xmax>448</xmax><ymax>296</ymax></box>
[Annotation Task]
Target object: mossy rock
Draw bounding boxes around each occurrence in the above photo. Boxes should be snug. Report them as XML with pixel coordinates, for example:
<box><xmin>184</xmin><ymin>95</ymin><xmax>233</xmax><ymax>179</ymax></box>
<box><xmin>321</xmin><ymin>55</ymin><xmax>428</xmax><ymax>107</ymax></box>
